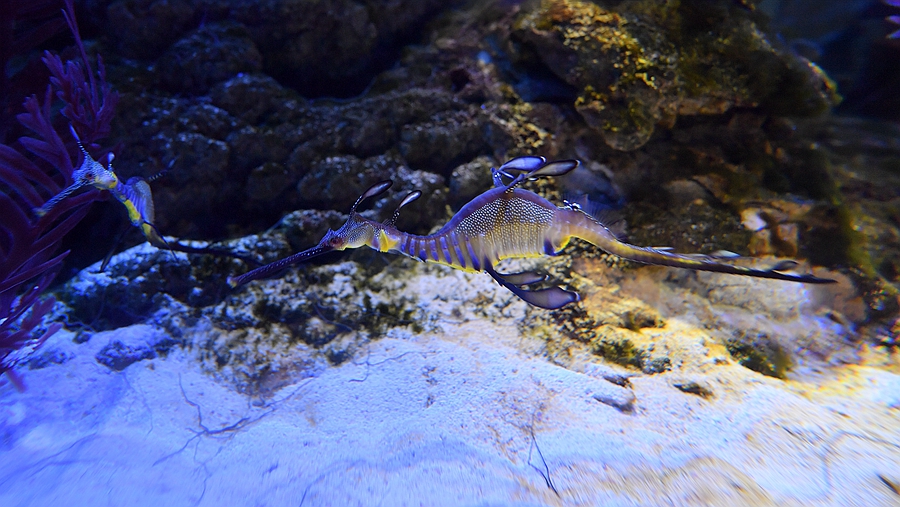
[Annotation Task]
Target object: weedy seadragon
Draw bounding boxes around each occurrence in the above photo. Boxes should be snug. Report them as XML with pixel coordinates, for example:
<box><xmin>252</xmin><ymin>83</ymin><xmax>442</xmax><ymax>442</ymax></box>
<box><xmin>229</xmin><ymin>157</ymin><xmax>835</xmax><ymax>309</ymax></box>
<box><xmin>36</xmin><ymin>126</ymin><xmax>253</xmax><ymax>264</ymax></box>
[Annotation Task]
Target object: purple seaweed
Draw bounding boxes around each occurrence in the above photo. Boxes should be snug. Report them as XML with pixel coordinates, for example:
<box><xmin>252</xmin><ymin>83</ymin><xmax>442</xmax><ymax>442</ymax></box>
<box><xmin>885</xmin><ymin>0</ymin><xmax>900</xmax><ymax>38</ymax></box>
<box><xmin>0</xmin><ymin>0</ymin><xmax>117</xmax><ymax>387</ymax></box>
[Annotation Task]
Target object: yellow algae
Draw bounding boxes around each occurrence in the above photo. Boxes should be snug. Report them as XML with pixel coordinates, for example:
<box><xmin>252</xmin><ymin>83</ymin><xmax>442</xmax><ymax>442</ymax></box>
<box><xmin>515</xmin><ymin>0</ymin><xmax>840</xmax><ymax>150</ymax></box>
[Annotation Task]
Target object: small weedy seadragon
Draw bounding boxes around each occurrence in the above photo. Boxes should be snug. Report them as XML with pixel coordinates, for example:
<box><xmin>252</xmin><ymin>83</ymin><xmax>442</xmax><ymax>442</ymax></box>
<box><xmin>228</xmin><ymin>157</ymin><xmax>836</xmax><ymax>309</ymax></box>
<box><xmin>37</xmin><ymin>126</ymin><xmax>251</xmax><ymax>262</ymax></box>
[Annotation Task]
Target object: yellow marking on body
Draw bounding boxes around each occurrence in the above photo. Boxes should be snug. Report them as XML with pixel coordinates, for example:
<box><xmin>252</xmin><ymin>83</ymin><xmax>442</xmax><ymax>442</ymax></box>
<box><xmin>375</xmin><ymin>230</ymin><xmax>400</xmax><ymax>253</ymax></box>
<box><xmin>424</xmin><ymin>256</ymin><xmax>482</xmax><ymax>273</ymax></box>
<box><xmin>496</xmin><ymin>251</ymin><xmax>545</xmax><ymax>262</ymax></box>
<box><xmin>122</xmin><ymin>199</ymin><xmax>143</xmax><ymax>225</ymax></box>
<box><xmin>92</xmin><ymin>172</ymin><xmax>118</xmax><ymax>190</ymax></box>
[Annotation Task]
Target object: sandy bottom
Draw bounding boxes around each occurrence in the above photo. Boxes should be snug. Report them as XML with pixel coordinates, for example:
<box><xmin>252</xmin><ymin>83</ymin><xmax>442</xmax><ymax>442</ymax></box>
<box><xmin>2</xmin><ymin>314</ymin><xmax>898</xmax><ymax>507</ymax></box>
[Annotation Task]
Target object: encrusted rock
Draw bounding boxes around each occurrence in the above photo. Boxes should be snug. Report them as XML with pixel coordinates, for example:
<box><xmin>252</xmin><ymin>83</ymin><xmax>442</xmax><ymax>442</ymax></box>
<box><xmin>158</xmin><ymin>21</ymin><xmax>263</xmax><ymax>95</ymax></box>
<box><xmin>106</xmin><ymin>0</ymin><xmax>198</xmax><ymax>59</ymax></box>
<box><xmin>210</xmin><ymin>73</ymin><xmax>297</xmax><ymax>125</ymax></box>
<box><xmin>624</xmin><ymin>200</ymin><xmax>751</xmax><ymax>256</ymax></box>
<box><xmin>295</xmin><ymin>154</ymin><xmax>449</xmax><ymax>232</ymax></box>
<box><xmin>229</xmin><ymin>0</ymin><xmax>452</xmax><ymax>97</ymax></box>
<box><xmin>449</xmin><ymin>156</ymin><xmax>495</xmax><ymax>210</ymax></box>
<box><xmin>514</xmin><ymin>0</ymin><xmax>839</xmax><ymax>150</ymax></box>
<box><xmin>151</xmin><ymin>131</ymin><xmax>233</xmax><ymax>237</ymax></box>
<box><xmin>725</xmin><ymin>332</ymin><xmax>791</xmax><ymax>379</ymax></box>
<box><xmin>296</xmin><ymin>154</ymin><xmax>399</xmax><ymax>210</ymax></box>
<box><xmin>246</xmin><ymin>162</ymin><xmax>292</xmax><ymax>202</ymax></box>
<box><xmin>95</xmin><ymin>340</ymin><xmax>157</xmax><ymax>371</ymax></box>
<box><xmin>399</xmin><ymin>110</ymin><xmax>488</xmax><ymax>175</ymax></box>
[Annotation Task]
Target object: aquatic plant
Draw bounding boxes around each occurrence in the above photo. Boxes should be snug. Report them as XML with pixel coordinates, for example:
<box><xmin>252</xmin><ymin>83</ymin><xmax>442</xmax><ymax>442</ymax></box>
<box><xmin>0</xmin><ymin>0</ymin><xmax>117</xmax><ymax>387</ymax></box>
<box><xmin>885</xmin><ymin>1</ymin><xmax>900</xmax><ymax>38</ymax></box>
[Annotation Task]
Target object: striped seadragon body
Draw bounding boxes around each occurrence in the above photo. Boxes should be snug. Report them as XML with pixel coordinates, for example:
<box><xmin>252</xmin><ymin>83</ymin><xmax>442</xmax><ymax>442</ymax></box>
<box><xmin>392</xmin><ymin>188</ymin><xmax>563</xmax><ymax>272</ymax></box>
<box><xmin>229</xmin><ymin>157</ymin><xmax>836</xmax><ymax>309</ymax></box>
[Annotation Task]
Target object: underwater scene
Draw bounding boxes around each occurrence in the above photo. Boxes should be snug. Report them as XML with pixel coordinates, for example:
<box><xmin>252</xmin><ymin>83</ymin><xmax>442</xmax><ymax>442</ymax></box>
<box><xmin>2</xmin><ymin>0</ymin><xmax>900</xmax><ymax>505</ymax></box>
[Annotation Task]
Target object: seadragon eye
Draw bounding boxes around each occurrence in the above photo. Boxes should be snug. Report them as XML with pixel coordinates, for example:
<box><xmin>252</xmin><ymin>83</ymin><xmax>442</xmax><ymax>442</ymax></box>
<box><xmin>321</xmin><ymin>230</ymin><xmax>344</xmax><ymax>249</ymax></box>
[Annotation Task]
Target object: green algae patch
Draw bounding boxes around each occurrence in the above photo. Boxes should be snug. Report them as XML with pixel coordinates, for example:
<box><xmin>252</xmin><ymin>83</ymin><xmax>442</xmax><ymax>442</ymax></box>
<box><xmin>589</xmin><ymin>326</ymin><xmax>643</xmax><ymax>369</ymax></box>
<box><xmin>548</xmin><ymin>287</ymin><xmax>672</xmax><ymax>373</ymax></box>
<box><xmin>589</xmin><ymin>326</ymin><xmax>672</xmax><ymax>373</ymax></box>
<box><xmin>726</xmin><ymin>334</ymin><xmax>791</xmax><ymax>379</ymax></box>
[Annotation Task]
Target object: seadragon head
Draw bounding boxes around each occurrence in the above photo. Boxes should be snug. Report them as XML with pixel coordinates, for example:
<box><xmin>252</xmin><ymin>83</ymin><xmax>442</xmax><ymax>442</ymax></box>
<box><xmin>314</xmin><ymin>180</ymin><xmax>395</xmax><ymax>253</ymax></box>
<box><xmin>34</xmin><ymin>126</ymin><xmax>118</xmax><ymax>217</ymax></box>
<box><xmin>228</xmin><ymin>180</ymin><xmax>420</xmax><ymax>287</ymax></box>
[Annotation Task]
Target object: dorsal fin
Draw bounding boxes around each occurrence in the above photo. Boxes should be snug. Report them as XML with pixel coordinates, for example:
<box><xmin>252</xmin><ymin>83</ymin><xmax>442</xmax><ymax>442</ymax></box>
<box><xmin>351</xmin><ymin>180</ymin><xmax>392</xmax><ymax>214</ymax></box>
<box><xmin>563</xmin><ymin>194</ymin><xmax>627</xmax><ymax>241</ymax></box>
<box><xmin>386</xmin><ymin>190</ymin><xmax>421</xmax><ymax>227</ymax></box>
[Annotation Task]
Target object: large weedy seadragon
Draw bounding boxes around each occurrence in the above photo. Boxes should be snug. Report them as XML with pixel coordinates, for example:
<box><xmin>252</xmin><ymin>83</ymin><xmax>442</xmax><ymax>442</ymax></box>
<box><xmin>229</xmin><ymin>157</ymin><xmax>836</xmax><ymax>309</ymax></box>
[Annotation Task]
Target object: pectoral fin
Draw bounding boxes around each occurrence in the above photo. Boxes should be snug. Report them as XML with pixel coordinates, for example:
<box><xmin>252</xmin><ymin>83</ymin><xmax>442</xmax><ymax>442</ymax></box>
<box><xmin>486</xmin><ymin>266</ymin><xmax>579</xmax><ymax>309</ymax></box>
<box><xmin>512</xmin><ymin>285</ymin><xmax>580</xmax><ymax>309</ymax></box>
<box><xmin>496</xmin><ymin>270</ymin><xmax>547</xmax><ymax>285</ymax></box>
<box><xmin>524</xmin><ymin>159</ymin><xmax>579</xmax><ymax>179</ymax></box>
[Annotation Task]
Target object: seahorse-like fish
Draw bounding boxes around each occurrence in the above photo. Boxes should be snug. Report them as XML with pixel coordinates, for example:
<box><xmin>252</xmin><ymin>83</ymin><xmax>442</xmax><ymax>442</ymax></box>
<box><xmin>37</xmin><ymin>126</ymin><xmax>251</xmax><ymax>262</ymax></box>
<box><xmin>229</xmin><ymin>157</ymin><xmax>836</xmax><ymax>309</ymax></box>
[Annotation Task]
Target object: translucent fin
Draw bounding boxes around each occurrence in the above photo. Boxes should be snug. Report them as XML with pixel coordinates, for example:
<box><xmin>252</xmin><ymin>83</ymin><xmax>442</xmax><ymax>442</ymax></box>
<box><xmin>121</xmin><ymin>177</ymin><xmax>156</xmax><ymax>224</ymax></box>
<box><xmin>770</xmin><ymin>260</ymin><xmax>799</xmax><ymax>271</ymax></box>
<box><xmin>499</xmin><ymin>158</ymin><xmax>580</xmax><ymax>190</ymax></box>
<box><xmin>498</xmin><ymin>156</ymin><xmax>546</xmax><ymax>173</ymax></box>
<box><xmin>494</xmin><ymin>157</ymin><xmax>547</xmax><ymax>187</ymax></box>
<box><xmin>496</xmin><ymin>270</ymin><xmax>546</xmax><ymax>285</ymax></box>
<box><xmin>525</xmin><ymin>159</ymin><xmax>579</xmax><ymax>179</ymax></box>
<box><xmin>512</xmin><ymin>285</ymin><xmax>580</xmax><ymax>310</ymax></box>
<box><xmin>398</xmin><ymin>190</ymin><xmax>421</xmax><ymax>209</ymax></box>
<box><xmin>486</xmin><ymin>265</ymin><xmax>579</xmax><ymax>309</ymax></box>
<box><xmin>563</xmin><ymin>194</ymin><xmax>627</xmax><ymax>241</ymax></box>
